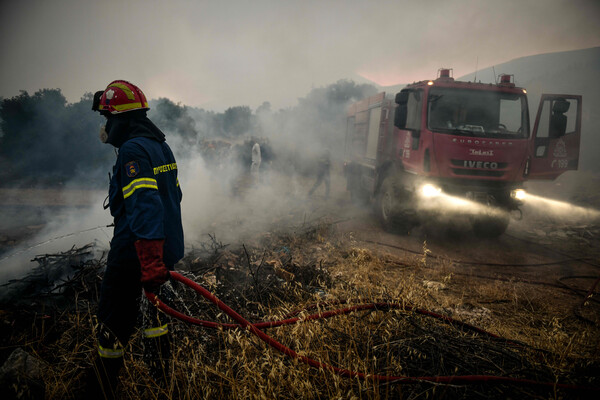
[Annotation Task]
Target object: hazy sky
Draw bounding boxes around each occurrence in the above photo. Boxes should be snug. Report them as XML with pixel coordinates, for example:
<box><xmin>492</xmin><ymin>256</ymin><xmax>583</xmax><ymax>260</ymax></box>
<box><xmin>1</xmin><ymin>0</ymin><xmax>599</xmax><ymax>111</ymax></box>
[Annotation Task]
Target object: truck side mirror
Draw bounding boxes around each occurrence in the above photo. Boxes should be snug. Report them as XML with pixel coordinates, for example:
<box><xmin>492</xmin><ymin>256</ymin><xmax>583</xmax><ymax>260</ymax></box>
<box><xmin>395</xmin><ymin>91</ymin><xmax>409</xmax><ymax>105</ymax></box>
<box><xmin>394</xmin><ymin>104</ymin><xmax>407</xmax><ymax>128</ymax></box>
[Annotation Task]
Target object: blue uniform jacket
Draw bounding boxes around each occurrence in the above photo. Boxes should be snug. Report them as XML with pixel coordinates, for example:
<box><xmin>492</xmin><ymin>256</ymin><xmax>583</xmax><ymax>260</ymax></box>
<box><xmin>108</xmin><ymin>136</ymin><xmax>184</xmax><ymax>266</ymax></box>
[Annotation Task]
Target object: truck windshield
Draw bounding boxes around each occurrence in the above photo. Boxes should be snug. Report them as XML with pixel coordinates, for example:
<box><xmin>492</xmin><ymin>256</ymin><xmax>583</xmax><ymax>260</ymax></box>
<box><xmin>427</xmin><ymin>87</ymin><xmax>528</xmax><ymax>138</ymax></box>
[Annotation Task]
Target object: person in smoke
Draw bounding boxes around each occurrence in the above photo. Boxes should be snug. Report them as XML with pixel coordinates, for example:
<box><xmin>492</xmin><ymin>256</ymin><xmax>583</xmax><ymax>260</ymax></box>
<box><xmin>88</xmin><ymin>80</ymin><xmax>184</xmax><ymax>398</ymax></box>
<box><xmin>308</xmin><ymin>149</ymin><xmax>331</xmax><ymax>199</ymax></box>
<box><xmin>251</xmin><ymin>141</ymin><xmax>261</xmax><ymax>183</ymax></box>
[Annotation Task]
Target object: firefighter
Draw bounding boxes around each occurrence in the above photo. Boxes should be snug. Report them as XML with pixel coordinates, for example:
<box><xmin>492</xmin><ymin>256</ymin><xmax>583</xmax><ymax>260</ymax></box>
<box><xmin>89</xmin><ymin>80</ymin><xmax>184</xmax><ymax>398</ymax></box>
<box><xmin>308</xmin><ymin>150</ymin><xmax>331</xmax><ymax>199</ymax></box>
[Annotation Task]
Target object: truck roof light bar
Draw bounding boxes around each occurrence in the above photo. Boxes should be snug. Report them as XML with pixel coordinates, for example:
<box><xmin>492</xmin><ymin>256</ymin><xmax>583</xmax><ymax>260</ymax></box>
<box><xmin>498</xmin><ymin>74</ymin><xmax>515</xmax><ymax>87</ymax></box>
<box><xmin>436</xmin><ymin>68</ymin><xmax>454</xmax><ymax>81</ymax></box>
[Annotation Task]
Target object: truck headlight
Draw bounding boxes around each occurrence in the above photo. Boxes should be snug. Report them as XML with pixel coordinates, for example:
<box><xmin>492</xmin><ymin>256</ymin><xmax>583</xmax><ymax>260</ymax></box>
<box><xmin>511</xmin><ymin>189</ymin><xmax>527</xmax><ymax>201</ymax></box>
<box><xmin>421</xmin><ymin>184</ymin><xmax>442</xmax><ymax>198</ymax></box>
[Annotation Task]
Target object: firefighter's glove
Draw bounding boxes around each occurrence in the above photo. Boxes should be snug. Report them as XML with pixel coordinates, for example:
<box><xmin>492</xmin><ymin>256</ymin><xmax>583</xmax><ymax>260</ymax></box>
<box><xmin>135</xmin><ymin>239</ymin><xmax>170</xmax><ymax>292</ymax></box>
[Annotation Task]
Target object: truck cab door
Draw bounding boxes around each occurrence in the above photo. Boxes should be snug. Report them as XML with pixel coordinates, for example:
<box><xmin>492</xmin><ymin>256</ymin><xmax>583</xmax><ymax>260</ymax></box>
<box><xmin>528</xmin><ymin>94</ymin><xmax>582</xmax><ymax>180</ymax></box>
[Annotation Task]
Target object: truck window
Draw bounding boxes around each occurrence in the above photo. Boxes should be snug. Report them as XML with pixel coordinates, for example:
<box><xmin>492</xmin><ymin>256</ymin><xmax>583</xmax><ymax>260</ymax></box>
<box><xmin>395</xmin><ymin>90</ymin><xmax>422</xmax><ymax>131</ymax></box>
<box><xmin>427</xmin><ymin>88</ymin><xmax>528</xmax><ymax>138</ymax></box>
<box><xmin>535</xmin><ymin>98</ymin><xmax>577</xmax><ymax>139</ymax></box>
<box><xmin>366</xmin><ymin>107</ymin><xmax>382</xmax><ymax>160</ymax></box>
<box><xmin>405</xmin><ymin>91</ymin><xmax>422</xmax><ymax>130</ymax></box>
<box><xmin>499</xmin><ymin>98</ymin><xmax>522</xmax><ymax>133</ymax></box>
<box><xmin>535</xmin><ymin>102</ymin><xmax>550</xmax><ymax>139</ymax></box>
<box><xmin>563</xmin><ymin>100</ymin><xmax>577</xmax><ymax>134</ymax></box>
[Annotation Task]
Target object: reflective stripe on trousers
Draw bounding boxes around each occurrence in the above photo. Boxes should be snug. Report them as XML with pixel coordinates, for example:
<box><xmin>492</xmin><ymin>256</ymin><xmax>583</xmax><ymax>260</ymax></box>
<box><xmin>98</xmin><ymin>345</ymin><xmax>124</xmax><ymax>359</ymax></box>
<box><xmin>143</xmin><ymin>323</ymin><xmax>169</xmax><ymax>338</ymax></box>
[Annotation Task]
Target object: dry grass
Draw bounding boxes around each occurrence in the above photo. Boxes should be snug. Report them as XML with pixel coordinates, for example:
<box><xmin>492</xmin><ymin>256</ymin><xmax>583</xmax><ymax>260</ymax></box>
<box><xmin>2</xmin><ymin>225</ymin><xmax>599</xmax><ymax>399</ymax></box>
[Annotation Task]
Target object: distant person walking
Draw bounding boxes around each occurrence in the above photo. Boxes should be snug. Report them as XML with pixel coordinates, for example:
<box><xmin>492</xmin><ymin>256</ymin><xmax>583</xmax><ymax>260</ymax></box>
<box><xmin>251</xmin><ymin>142</ymin><xmax>262</xmax><ymax>183</ymax></box>
<box><xmin>89</xmin><ymin>80</ymin><xmax>184</xmax><ymax>398</ymax></box>
<box><xmin>308</xmin><ymin>150</ymin><xmax>331</xmax><ymax>199</ymax></box>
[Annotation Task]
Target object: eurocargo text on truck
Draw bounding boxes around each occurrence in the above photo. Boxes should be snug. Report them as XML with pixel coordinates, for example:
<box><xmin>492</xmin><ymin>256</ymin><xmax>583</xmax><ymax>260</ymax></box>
<box><xmin>343</xmin><ymin>68</ymin><xmax>582</xmax><ymax>237</ymax></box>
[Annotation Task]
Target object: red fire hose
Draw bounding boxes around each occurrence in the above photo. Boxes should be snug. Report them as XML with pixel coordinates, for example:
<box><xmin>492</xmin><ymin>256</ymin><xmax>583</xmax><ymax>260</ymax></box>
<box><xmin>144</xmin><ymin>271</ymin><xmax>597</xmax><ymax>391</ymax></box>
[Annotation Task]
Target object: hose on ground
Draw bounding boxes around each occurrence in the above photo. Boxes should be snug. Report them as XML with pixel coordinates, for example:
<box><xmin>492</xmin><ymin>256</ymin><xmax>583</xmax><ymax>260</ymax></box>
<box><xmin>145</xmin><ymin>271</ymin><xmax>597</xmax><ymax>392</ymax></box>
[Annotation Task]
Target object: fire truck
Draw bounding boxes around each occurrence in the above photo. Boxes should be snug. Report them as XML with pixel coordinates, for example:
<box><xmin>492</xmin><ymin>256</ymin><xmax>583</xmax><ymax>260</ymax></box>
<box><xmin>344</xmin><ymin>68</ymin><xmax>582</xmax><ymax>236</ymax></box>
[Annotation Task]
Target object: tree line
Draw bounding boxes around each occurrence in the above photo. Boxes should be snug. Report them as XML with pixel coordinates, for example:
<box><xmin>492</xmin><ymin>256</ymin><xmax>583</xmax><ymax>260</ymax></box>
<box><xmin>0</xmin><ymin>80</ymin><xmax>377</xmax><ymax>188</ymax></box>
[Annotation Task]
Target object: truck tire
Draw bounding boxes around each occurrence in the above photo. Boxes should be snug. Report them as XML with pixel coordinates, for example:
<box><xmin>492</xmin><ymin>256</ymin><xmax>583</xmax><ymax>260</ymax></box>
<box><xmin>471</xmin><ymin>212</ymin><xmax>510</xmax><ymax>238</ymax></box>
<box><xmin>376</xmin><ymin>176</ymin><xmax>415</xmax><ymax>233</ymax></box>
<box><xmin>346</xmin><ymin>166</ymin><xmax>369</xmax><ymax>206</ymax></box>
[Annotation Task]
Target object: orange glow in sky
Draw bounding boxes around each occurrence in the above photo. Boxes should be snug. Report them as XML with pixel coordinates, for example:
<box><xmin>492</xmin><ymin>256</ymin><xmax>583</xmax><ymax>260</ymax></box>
<box><xmin>357</xmin><ymin>68</ymin><xmax>433</xmax><ymax>87</ymax></box>
<box><xmin>356</xmin><ymin>70</ymin><xmax>407</xmax><ymax>87</ymax></box>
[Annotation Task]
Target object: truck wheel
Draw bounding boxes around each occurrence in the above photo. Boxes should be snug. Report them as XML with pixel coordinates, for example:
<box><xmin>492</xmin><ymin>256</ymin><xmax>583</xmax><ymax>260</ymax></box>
<box><xmin>471</xmin><ymin>212</ymin><xmax>510</xmax><ymax>238</ymax></box>
<box><xmin>346</xmin><ymin>168</ymin><xmax>369</xmax><ymax>206</ymax></box>
<box><xmin>376</xmin><ymin>176</ymin><xmax>414</xmax><ymax>233</ymax></box>
<box><xmin>378</xmin><ymin>181</ymin><xmax>395</xmax><ymax>230</ymax></box>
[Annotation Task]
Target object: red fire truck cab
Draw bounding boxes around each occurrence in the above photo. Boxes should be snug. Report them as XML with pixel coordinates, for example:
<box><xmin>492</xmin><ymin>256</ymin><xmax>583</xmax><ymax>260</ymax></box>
<box><xmin>344</xmin><ymin>69</ymin><xmax>582</xmax><ymax>236</ymax></box>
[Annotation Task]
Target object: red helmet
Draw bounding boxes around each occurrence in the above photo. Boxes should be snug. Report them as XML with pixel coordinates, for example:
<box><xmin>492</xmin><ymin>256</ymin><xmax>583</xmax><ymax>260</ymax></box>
<box><xmin>93</xmin><ymin>80</ymin><xmax>149</xmax><ymax>115</ymax></box>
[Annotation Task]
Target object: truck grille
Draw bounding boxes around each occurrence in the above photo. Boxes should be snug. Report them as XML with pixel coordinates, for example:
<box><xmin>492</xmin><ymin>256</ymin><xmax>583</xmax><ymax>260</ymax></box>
<box><xmin>451</xmin><ymin>168</ymin><xmax>505</xmax><ymax>177</ymax></box>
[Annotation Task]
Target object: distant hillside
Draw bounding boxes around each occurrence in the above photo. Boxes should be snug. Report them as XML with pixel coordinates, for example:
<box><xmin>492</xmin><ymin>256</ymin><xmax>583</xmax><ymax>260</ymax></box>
<box><xmin>375</xmin><ymin>47</ymin><xmax>600</xmax><ymax>171</ymax></box>
<box><xmin>459</xmin><ymin>47</ymin><xmax>600</xmax><ymax>88</ymax></box>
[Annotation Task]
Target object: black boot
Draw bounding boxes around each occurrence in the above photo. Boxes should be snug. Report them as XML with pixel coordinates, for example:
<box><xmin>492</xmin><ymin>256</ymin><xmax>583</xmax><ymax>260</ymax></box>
<box><xmin>143</xmin><ymin>330</ymin><xmax>172</xmax><ymax>388</ymax></box>
<box><xmin>83</xmin><ymin>355</ymin><xmax>124</xmax><ymax>400</ymax></box>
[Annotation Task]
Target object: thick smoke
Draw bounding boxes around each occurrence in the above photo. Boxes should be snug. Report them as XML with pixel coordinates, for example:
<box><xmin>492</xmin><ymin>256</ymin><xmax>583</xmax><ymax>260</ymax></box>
<box><xmin>2</xmin><ymin>47</ymin><xmax>599</xmax><ymax>285</ymax></box>
<box><xmin>152</xmin><ymin>80</ymin><xmax>378</xmax><ymax>245</ymax></box>
<box><xmin>0</xmin><ymin>80</ymin><xmax>376</xmax><ymax>284</ymax></box>
<box><xmin>0</xmin><ymin>195</ymin><xmax>111</xmax><ymax>285</ymax></box>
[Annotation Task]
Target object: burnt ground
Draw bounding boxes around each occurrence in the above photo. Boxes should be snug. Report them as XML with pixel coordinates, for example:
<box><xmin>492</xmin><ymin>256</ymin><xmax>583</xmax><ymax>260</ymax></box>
<box><xmin>0</xmin><ymin>169</ymin><xmax>599</xmax><ymax>398</ymax></box>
